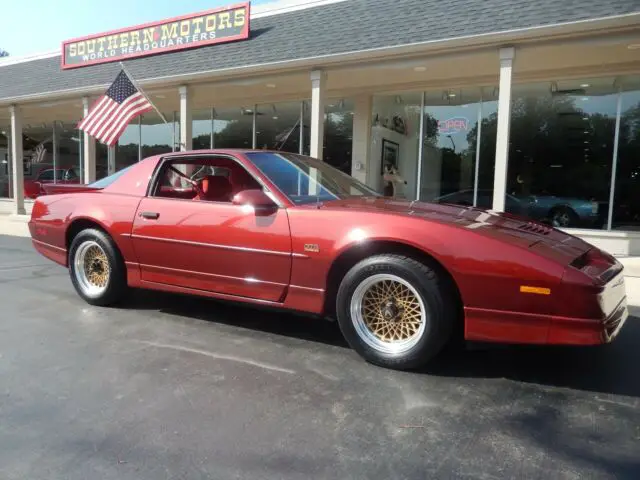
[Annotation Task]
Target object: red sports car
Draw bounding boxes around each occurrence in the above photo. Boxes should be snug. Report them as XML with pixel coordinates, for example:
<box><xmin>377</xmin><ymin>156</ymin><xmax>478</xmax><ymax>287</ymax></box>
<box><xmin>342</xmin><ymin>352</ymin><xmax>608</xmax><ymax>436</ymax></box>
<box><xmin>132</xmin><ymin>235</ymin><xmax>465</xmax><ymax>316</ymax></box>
<box><xmin>28</xmin><ymin>150</ymin><xmax>629</xmax><ymax>370</ymax></box>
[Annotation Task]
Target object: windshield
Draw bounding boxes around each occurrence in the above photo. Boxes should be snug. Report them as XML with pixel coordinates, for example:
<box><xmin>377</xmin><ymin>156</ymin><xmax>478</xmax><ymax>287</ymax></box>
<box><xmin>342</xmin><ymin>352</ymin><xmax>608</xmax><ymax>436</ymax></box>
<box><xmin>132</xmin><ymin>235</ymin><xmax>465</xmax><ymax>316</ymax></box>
<box><xmin>246</xmin><ymin>152</ymin><xmax>379</xmax><ymax>205</ymax></box>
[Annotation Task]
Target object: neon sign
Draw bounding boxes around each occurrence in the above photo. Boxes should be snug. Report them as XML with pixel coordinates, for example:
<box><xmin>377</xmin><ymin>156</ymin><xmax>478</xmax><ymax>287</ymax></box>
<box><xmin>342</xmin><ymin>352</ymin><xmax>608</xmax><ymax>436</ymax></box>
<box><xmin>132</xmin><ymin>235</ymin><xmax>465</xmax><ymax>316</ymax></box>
<box><xmin>437</xmin><ymin>117</ymin><xmax>469</xmax><ymax>135</ymax></box>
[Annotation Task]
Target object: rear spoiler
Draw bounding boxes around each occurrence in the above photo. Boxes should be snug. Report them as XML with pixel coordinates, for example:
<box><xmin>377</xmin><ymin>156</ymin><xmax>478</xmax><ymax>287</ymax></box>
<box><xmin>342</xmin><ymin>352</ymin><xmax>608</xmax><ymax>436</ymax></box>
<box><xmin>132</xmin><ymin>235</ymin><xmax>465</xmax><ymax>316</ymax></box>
<box><xmin>40</xmin><ymin>184</ymin><xmax>102</xmax><ymax>195</ymax></box>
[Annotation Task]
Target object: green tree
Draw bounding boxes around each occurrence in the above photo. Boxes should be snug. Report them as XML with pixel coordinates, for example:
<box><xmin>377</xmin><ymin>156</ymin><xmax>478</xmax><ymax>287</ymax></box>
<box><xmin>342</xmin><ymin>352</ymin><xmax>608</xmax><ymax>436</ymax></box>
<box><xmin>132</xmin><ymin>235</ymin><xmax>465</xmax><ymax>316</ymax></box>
<box><xmin>0</xmin><ymin>49</ymin><xmax>8</xmax><ymax>58</ymax></box>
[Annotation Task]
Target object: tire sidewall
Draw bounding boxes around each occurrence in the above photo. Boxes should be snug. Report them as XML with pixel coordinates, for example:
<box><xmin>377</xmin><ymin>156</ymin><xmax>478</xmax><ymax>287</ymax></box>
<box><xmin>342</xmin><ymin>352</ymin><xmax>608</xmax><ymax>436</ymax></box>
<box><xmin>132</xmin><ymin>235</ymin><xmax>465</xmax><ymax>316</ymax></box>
<box><xmin>68</xmin><ymin>228</ymin><xmax>125</xmax><ymax>306</ymax></box>
<box><xmin>336</xmin><ymin>256</ymin><xmax>450</xmax><ymax>369</ymax></box>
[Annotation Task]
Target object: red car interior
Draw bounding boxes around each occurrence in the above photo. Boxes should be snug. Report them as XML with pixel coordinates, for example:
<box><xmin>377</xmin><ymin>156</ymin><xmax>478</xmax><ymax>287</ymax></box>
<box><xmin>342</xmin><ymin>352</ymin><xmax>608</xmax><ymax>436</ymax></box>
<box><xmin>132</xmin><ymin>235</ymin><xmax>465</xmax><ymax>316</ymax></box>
<box><xmin>197</xmin><ymin>175</ymin><xmax>233</xmax><ymax>202</ymax></box>
<box><xmin>156</xmin><ymin>156</ymin><xmax>261</xmax><ymax>202</ymax></box>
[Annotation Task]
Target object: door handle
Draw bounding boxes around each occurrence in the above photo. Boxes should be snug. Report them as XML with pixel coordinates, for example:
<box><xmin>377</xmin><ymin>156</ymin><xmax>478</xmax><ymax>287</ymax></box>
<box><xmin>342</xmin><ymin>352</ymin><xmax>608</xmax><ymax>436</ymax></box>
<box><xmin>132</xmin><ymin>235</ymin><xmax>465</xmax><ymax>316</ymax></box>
<box><xmin>139</xmin><ymin>211</ymin><xmax>160</xmax><ymax>220</ymax></box>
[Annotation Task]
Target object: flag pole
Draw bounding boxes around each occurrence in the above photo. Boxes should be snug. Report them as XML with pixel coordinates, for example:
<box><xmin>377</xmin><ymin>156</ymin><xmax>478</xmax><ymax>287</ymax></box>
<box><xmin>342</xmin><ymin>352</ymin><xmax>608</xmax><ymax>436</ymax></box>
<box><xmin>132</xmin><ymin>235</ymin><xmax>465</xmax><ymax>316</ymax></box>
<box><xmin>118</xmin><ymin>62</ymin><xmax>169</xmax><ymax>125</ymax></box>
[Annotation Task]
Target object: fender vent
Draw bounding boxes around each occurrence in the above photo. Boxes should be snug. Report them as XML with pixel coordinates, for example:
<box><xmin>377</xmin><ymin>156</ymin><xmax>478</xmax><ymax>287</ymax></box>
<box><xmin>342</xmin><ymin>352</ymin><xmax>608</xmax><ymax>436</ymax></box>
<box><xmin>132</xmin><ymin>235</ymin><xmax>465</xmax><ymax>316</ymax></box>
<box><xmin>518</xmin><ymin>222</ymin><xmax>552</xmax><ymax>235</ymax></box>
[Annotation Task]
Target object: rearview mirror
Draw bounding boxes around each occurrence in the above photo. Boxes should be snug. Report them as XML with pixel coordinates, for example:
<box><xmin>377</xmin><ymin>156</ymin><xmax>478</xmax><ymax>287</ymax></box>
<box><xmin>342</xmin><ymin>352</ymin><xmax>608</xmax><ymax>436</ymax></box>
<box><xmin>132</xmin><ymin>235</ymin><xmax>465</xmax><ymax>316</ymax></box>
<box><xmin>232</xmin><ymin>189</ymin><xmax>277</xmax><ymax>215</ymax></box>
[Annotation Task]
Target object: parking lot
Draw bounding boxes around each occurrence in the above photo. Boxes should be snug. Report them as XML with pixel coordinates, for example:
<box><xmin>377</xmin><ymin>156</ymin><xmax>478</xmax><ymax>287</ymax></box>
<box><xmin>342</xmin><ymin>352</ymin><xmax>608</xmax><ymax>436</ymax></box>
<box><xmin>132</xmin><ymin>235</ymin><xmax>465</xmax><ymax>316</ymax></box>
<box><xmin>0</xmin><ymin>234</ymin><xmax>639</xmax><ymax>479</ymax></box>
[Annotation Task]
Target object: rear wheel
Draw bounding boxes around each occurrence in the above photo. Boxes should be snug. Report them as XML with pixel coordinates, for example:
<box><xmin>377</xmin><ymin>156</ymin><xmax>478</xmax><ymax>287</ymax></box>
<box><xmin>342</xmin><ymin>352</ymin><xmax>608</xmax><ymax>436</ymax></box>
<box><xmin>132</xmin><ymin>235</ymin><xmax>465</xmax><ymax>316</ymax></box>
<box><xmin>336</xmin><ymin>254</ymin><xmax>456</xmax><ymax>370</ymax></box>
<box><xmin>69</xmin><ymin>228</ymin><xmax>127</xmax><ymax>306</ymax></box>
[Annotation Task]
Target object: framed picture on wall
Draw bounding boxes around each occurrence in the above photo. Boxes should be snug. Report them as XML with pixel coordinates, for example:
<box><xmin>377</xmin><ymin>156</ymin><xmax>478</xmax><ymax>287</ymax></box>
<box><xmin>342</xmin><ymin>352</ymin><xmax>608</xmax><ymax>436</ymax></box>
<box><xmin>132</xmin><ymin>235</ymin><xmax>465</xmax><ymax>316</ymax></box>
<box><xmin>380</xmin><ymin>139</ymin><xmax>400</xmax><ymax>175</ymax></box>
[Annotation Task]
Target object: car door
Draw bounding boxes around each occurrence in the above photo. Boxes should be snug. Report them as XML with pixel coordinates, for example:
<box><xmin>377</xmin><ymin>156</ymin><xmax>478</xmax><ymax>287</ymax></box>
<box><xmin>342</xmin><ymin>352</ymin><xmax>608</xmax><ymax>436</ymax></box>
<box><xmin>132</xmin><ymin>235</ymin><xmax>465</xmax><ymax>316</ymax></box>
<box><xmin>130</xmin><ymin>158</ymin><xmax>292</xmax><ymax>303</ymax></box>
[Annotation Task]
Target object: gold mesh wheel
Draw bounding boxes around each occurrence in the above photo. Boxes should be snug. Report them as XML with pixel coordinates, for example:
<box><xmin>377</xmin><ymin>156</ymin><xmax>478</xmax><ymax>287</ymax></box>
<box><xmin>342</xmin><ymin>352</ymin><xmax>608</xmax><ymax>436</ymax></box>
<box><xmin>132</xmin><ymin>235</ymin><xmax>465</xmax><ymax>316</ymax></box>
<box><xmin>74</xmin><ymin>240</ymin><xmax>111</xmax><ymax>298</ymax></box>
<box><xmin>350</xmin><ymin>274</ymin><xmax>426</xmax><ymax>354</ymax></box>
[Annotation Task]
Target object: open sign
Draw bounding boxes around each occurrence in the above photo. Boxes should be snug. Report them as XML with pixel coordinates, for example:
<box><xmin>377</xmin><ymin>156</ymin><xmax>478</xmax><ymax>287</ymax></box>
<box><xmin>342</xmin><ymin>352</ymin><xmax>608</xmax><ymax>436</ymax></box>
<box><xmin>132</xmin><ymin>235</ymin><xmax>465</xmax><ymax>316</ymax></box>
<box><xmin>437</xmin><ymin>117</ymin><xmax>469</xmax><ymax>134</ymax></box>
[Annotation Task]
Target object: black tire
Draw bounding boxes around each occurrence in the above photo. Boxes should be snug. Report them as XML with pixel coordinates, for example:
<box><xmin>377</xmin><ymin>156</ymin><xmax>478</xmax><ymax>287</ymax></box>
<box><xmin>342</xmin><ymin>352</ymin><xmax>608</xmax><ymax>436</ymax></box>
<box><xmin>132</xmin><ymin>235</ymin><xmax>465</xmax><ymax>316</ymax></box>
<box><xmin>335</xmin><ymin>254</ymin><xmax>457</xmax><ymax>370</ymax></box>
<box><xmin>68</xmin><ymin>228</ymin><xmax>127</xmax><ymax>306</ymax></box>
<box><xmin>549</xmin><ymin>206</ymin><xmax>578</xmax><ymax>228</ymax></box>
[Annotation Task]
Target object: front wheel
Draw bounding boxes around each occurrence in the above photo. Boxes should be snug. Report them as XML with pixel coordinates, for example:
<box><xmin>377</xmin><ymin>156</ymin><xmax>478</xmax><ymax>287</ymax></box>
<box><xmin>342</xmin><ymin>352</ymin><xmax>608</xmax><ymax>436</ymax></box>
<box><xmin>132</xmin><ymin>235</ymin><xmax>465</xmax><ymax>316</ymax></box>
<box><xmin>69</xmin><ymin>228</ymin><xmax>127</xmax><ymax>306</ymax></box>
<box><xmin>336</xmin><ymin>254</ymin><xmax>456</xmax><ymax>370</ymax></box>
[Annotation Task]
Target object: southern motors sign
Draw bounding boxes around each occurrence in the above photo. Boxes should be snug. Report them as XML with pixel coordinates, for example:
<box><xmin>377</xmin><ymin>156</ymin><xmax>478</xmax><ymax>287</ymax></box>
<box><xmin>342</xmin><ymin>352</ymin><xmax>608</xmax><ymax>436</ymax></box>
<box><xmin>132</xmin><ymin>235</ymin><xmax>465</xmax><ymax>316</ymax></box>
<box><xmin>61</xmin><ymin>2</ymin><xmax>250</xmax><ymax>69</ymax></box>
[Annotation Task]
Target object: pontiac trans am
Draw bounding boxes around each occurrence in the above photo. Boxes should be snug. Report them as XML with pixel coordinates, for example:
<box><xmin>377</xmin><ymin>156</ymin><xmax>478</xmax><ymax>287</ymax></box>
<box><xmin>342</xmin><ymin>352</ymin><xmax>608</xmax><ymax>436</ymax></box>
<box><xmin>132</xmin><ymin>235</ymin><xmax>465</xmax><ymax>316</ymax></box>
<box><xmin>28</xmin><ymin>150</ymin><xmax>629</xmax><ymax>370</ymax></box>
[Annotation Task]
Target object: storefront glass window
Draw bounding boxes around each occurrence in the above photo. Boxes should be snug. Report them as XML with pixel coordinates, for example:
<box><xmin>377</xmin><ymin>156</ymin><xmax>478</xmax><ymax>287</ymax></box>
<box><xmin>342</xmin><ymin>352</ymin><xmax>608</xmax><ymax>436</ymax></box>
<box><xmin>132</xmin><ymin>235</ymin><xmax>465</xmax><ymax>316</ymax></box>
<box><xmin>507</xmin><ymin>78</ymin><xmax>618</xmax><ymax>229</ymax></box>
<box><xmin>613</xmin><ymin>78</ymin><xmax>640</xmax><ymax>230</ymax></box>
<box><xmin>372</xmin><ymin>92</ymin><xmax>422</xmax><ymax>199</ymax></box>
<box><xmin>256</xmin><ymin>101</ymin><xmax>303</xmax><ymax>153</ymax></box>
<box><xmin>193</xmin><ymin>109</ymin><xmax>212</xmax><ymax>149</ymax></box>
<box><xmin>213</xmin><ymin>106</ymin><xmax>253</xmax><ymax>148</ymax></box>
<box><xmin>116</xmin><ymin>123</ymin><xmax>139</xmax><ymax>171</ymax></box>
<box><xmin>325</xmin><ymin>99</ymin><xmax>353</xmax><ymax>174</ymax></box>
<box><xmin>141</xmin><ymin>112</ymin><xmax>177</xmax><ymax>158</ymax></box>
<box><xmin>19</xmin><ymin>122</ymin><xmax>82</xmax><ymax>198</ymax></box>
<box><xmin>420</xmin><ymin>88</ymin><xmax>498</xmax><ymax>206</ymax></box>
<box><xmin>0</xmin><ymin>130</ymin><xmax>11</xmax><ymax>198</ymax></box>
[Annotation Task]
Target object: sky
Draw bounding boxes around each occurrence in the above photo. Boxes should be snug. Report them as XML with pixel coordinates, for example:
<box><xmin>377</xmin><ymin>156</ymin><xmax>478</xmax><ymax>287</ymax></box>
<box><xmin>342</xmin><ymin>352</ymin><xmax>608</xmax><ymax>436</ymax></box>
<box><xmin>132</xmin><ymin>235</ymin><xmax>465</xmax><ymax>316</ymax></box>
<box><xmin>0</xmin><ymin>0</ymin><xmax>271</xmax><ymax>57</ymax></box>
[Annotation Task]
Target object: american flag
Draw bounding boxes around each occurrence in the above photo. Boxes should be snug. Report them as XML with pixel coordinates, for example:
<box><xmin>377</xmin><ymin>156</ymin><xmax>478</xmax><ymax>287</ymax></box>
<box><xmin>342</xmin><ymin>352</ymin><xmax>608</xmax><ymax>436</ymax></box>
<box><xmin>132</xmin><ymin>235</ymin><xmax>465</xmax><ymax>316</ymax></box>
<box><xmin>78</xmin><ymin>70</ymin><xmax>153</xmax><ymax>146</ymax></box>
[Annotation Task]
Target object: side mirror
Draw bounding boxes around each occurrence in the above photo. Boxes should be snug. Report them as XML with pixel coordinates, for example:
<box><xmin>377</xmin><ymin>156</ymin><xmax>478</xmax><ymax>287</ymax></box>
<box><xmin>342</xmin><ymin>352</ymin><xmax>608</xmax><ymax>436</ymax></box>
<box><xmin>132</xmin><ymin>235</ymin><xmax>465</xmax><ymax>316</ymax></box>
<box><xmin>232</xmin><ymin>189</ymin><xmax>277</xmax><ymax>215</ymax></box>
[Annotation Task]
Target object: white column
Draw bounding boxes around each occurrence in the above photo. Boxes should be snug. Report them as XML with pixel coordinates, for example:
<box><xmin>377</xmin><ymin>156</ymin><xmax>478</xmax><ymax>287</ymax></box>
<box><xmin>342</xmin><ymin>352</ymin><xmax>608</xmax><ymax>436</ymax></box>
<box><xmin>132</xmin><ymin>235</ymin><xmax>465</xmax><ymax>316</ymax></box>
<box><xmin>82</xmin><ymin>96</ymin><xmax>96</xmax><ymax>183</ymax></box>
<box><xmin>251</xmin><ymin>105</ymin><xmax>257</xmax><ymax>149</ymax></box>
<box><xmin>179</xmin><ymin>85</ymin><xmax>192</xmax><ymax>151</ymax></box>
<box><xmin>492</xmin><ymin>47</ymin><xmax>515</xmax><ymax>212</ymax></box>
<box><xmin>351</xmin><ymin>95</ymin><xmax>372</xmax><ymax>185</ymax></box>
<box><xmin>107</xmin><ymin>146</ymin><xmax>116</xmax><ymax>175</ymax></box>
<box><xmin>9</xmin><ymin>105</ymin><xmax>25</xmax><ymax>215</ymax></box>
<box><xmin>309</xmin><ymin>70</ymin><xmax>326</xmax><ymax>160</ymax></box>
<box><xmin>52</xmin><ymin>121</ymin><xmax>59</xmax><ymax>184</ymax></box>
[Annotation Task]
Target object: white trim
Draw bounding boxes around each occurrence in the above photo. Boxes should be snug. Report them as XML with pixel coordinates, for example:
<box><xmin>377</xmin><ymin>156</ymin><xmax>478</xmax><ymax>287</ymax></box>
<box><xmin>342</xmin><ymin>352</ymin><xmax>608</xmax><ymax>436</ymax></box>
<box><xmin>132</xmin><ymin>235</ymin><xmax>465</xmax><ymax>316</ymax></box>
<box><xmin>563</xmin><ymin>228</ymin><xmax>640</xmax><ymax>239</ymax></box>
<box><xmin>0</xmin><ymin>50</ymin><xmax>58</xmax><ymax>67</ymax></box>
<box><xmin>251</xmin><ymin>0</ymin><xmax>348</xmax><ymax>18</ymax></box>
<box><xmin>1</xmin><ymin>11</ymin><xmax>638</xmax><ymax>105</ymax></box>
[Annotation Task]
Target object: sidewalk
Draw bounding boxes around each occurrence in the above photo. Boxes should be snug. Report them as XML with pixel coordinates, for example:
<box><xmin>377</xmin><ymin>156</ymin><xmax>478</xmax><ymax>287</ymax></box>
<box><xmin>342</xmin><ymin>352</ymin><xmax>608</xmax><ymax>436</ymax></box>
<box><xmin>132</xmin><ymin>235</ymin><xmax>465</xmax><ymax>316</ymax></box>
<box><xmin>1</xmin><ymin>212</ymin><xmax>638</xmax><ymax>306</ymax></box>
<box><xmin>0</xmin><ymin>213</ymin><xmax>30</xmax><ymax>237</ymax></box>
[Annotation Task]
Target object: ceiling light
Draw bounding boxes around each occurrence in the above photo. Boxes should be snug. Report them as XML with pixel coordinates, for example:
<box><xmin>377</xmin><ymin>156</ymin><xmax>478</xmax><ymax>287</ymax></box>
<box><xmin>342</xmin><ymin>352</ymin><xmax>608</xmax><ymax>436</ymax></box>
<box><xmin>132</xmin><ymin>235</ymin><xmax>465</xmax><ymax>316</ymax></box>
<box><xmin>413</xmin><ymin>66</ymin><xmax>426</xmax><ymax>72</ymax></box>
<box><xmin>449</xmin><ymin>93</ymin><xmax>456</xmax><ymax>97</ymax></box>
<box><xmin>154</xmin><ymin>94</ymin><xmax>166</xmax><ymax>99</ymax></box>
<box><xmin>580</xmin><ymin>83</ymin><xmax>590</xmax><ymax>88</ymax></box>
<box><xmin>628</xmin><ymin>44</ymin><xmax>640</xmax><ymax>50</ymax></box>
<box><xmin>266</xmin><ymin>83</ymin><xmax>276</xmax><ymax>88</ymax></box>
<box><xmin>272</xmin><ymin>116</ymin><xmax>279</xmax><ymax>120</ymax></box>
<box><xmin>582</xmin><ymin>97</ymin><xmax>589</xmax><ymax>101</ymax></box>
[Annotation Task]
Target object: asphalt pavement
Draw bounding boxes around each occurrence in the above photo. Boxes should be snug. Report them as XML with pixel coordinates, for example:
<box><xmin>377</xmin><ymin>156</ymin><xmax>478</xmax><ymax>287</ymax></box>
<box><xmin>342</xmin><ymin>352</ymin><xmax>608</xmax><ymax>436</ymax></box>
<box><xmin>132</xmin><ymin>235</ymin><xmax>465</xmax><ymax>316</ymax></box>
<box><xmin>0</xmin><ymin>234</ymin><xmax>639</xmax><ymax>480</ymax></box>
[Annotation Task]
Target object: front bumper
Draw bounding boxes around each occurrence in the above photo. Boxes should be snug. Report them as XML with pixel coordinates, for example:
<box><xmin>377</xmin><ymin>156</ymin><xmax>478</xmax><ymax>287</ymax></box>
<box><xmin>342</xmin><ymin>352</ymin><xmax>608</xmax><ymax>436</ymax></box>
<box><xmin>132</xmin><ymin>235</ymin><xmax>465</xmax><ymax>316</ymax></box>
<box><xmin>548</xmin><ymin>271</ymin><xmax>629</xmax><ymax>345</ymax></box>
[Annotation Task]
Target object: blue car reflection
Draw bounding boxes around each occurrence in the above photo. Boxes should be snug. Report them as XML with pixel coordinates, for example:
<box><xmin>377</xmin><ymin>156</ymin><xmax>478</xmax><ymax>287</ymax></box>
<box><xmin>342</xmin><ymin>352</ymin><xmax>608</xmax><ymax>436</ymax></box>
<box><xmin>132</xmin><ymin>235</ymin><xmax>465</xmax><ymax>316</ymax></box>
<box><xmin>432</xmin><ymin>189</ymin><xmax>605</xmax><ymax>228</ymax></box>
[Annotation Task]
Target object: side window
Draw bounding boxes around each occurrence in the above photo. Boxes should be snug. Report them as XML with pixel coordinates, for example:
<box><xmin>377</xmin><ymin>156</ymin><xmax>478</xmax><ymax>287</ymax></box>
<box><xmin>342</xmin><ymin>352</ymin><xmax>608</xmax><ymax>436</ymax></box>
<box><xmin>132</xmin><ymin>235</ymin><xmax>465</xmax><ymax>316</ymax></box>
<box><xmin>153</xmin><ymin>158</ymin><xmax>261</xmax><ymax>203</ymax></box>
<box><xmin>37</xmin><ymin>169</ymin><xmax>54</xmax><ymax>181</ymax></box>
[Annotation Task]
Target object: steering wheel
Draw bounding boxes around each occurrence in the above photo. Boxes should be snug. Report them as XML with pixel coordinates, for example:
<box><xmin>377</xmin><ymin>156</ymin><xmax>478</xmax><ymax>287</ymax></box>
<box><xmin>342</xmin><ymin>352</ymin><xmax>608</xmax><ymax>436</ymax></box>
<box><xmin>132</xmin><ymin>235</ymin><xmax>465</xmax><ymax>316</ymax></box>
<box><xmin>168</xmin><ymin>166</ymin><xmax>204</xmax><ymax>197</ymax></box>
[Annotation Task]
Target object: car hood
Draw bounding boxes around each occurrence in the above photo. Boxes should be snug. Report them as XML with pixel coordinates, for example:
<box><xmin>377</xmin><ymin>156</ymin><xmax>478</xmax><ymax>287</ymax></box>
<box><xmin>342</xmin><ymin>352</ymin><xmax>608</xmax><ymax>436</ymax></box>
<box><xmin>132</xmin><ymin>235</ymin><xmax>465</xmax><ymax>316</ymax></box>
<box><xmin>321</xmin><ymin>197</ymin><xmax>593</xmax><ymax>264</ymax></box>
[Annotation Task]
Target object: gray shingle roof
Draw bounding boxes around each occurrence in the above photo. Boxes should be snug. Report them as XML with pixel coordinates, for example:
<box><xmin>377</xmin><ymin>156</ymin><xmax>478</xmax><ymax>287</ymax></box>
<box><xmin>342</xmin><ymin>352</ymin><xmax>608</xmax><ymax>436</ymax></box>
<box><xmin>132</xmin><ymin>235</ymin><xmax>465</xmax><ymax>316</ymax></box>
<box><xmin>0</xmin><ymin>0</ymin><xmax>638</xmax><ymax>101</ymax></box>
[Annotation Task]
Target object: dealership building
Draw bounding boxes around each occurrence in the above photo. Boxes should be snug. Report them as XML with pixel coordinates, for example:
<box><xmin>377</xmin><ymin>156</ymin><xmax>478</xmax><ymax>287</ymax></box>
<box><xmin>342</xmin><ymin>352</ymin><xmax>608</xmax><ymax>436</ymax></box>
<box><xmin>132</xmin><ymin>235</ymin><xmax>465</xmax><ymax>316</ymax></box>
<box><xmin>1</xmin><ymin>0</ymin><xmax>640</xmax><ymax>255</ymax></box>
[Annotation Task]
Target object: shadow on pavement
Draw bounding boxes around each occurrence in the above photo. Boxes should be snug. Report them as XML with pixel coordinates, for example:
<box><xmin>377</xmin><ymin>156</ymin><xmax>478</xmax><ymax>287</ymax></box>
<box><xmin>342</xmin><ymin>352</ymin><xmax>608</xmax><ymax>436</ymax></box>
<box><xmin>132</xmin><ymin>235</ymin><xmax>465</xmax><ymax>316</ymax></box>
<box><xmin>121</xmin><ymin>289</ymin><xmax>640</xmax><ymax>399</ymax></box>
<box><xmin>120</xmin><ymin>288</ymin><xmax>349</xmax><ymax>348</ymax></box>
